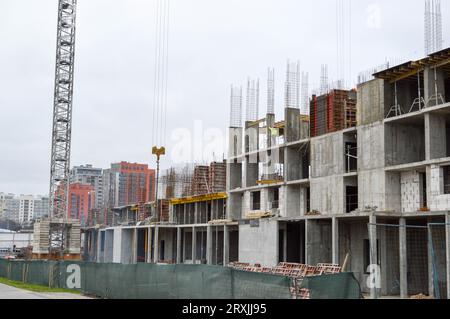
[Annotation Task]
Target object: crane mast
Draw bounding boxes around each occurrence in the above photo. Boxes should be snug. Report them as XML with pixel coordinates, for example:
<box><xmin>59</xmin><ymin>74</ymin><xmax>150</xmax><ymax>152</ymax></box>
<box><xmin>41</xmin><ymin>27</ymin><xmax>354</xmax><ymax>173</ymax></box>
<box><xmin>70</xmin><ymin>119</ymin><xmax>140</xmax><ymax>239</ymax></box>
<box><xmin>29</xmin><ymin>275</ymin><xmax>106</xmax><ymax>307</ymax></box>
<box><xmin>49</xmin><ymin>0</ymin><xmax>77</xmax><ymax>219</ymax></box>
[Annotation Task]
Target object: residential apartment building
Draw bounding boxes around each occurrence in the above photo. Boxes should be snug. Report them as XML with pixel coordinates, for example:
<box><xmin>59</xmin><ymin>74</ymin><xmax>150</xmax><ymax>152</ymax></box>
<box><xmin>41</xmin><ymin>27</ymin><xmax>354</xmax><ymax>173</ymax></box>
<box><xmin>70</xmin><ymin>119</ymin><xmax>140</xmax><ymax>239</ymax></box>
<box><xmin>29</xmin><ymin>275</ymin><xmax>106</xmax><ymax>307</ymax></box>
<box><xmin>107</xmin><ymin>162</ymin><xmax>156</xmax><ymax>208</ymax></box>
<box><xmin>68</xmin><ymin>183</ymin><xmax>95</xmax><ymax>226</ymax></box>
<box><xmin>70</xmin><ymin>164</ymin><xmax>104</xmax><ymax>210</ymax></box>
<box><xmin>0</xmin><ymin>194</ymin><xmax>49</xmax><ymax>224</ymax></box>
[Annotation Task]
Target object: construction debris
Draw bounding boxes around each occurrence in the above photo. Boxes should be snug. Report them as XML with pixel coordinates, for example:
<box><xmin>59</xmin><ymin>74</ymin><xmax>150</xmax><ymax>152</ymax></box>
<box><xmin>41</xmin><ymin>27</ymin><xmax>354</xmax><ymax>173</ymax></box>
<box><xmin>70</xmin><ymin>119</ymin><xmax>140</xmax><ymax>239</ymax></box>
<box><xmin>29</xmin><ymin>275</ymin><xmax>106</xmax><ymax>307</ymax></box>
<box><xmin>305</xmin><ymin>210</ymin><xmax>321</xmax><ymax>216</ymax></box>
<box><xmin>410</xmin><ymin>294</ymin><xmax>434</xmax><ymax>299</ymax></box>
<box><xmin>208</xmin><ymin>219</ymin><xmax>233</xmax><ymax>225</ymax></box>
<box><xmin>245</xmin><ymin>211</ymin><xmax>274</xmax><ymax>219</ymax></box>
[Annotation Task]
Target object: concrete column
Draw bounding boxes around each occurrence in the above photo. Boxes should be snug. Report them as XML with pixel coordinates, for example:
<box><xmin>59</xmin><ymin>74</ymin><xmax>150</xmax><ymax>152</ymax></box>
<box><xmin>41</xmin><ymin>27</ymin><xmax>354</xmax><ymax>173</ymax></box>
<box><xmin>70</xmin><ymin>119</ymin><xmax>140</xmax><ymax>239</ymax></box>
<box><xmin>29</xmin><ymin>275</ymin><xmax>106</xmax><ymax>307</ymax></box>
<box><xmin>112</xmin><ymin>228</ymin><xmax>122</xmax><ymax>263</ymax></box>
<box><xmin>176</xmin><ymin>227</ymin><xmax>182</xmax><ymax>264</ymax></box>
<box><xmin>153</xmin><ymin>226</ymin><xmax>159</xmax><ymax>263</ymax></box>
<box><xmin>83</xmin><ymin>232</ymin><xmax>89</xmax><ymax>260</ymax></box>
<box><xmin>399</xmin><ymin>218</ymin><xmax>408</xmax><ymax>299</ymax></box>
<box><xmin>428</xmin><ymin>221</ymin><xmax>435</xmax><ymax>297</ymax></box>
<box><xmin>424</xmin><ymin>66</ymin><xmax>446</xmax><ymax>105</ymax></box>
<box><xmin>446</xmin><ymin>213</ymin><xmax>450</xmax><ymax>300</ymax></box>
<box><xmin>305</xmin><ymin>219</ymin><xmax>310</xmax><ymax>265</ymax></box>
<box><xmin>133</xmin><ymin>228</ymin><xmax>138</xmax><ymax>263</ymax></box>
<box><xmin>283</xmin><ymin>226</ymin><xmax>287</xmax><ymax>262</ymax></box>
<box><xmin>147</xmin><ymin>228</ymin><xmax>152</xmax><ymax>263</ymax></box>
<box><xmin>192</xmin><ymin>227</ymin><xmax>196</xmax><ymax>264</ymax></box>
<box><xmin>223</xmin><ymin>225</ymin><xmax>230</xmax><ymax>266</ymax></box>
<box><xmin>206</xmin><ymin>225</ymin><xmax>213</xmax><ymax>265</ymax></box>
<box><xmin>183</xmin><ymin>228</ymin><xmax>187</xmax><ymax>261</ymax></box>
<box><xmin>332</xmin><ymin>217</ymin><xmax>339</xmax><ymax>265</ymax></box>
<box><xmin>369</xmin><ymin>213</ymin><xmax>379</xmax><ymax>299</ymax></box>
<box><xmin>96</xmin><ymin>230</ymin><xmax>102</xmax><ymax>263</ymax></box>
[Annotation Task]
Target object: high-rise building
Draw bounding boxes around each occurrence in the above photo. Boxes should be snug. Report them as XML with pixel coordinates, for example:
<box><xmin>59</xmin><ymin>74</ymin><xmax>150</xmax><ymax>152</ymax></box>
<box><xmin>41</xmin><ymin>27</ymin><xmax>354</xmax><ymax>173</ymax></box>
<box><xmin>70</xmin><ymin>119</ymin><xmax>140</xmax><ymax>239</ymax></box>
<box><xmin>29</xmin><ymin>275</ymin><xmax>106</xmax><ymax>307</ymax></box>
<box><xmin>0</xmin><ymin>193</ymin><xmax>49</xmax><ymax>224</ymax></box>
<box><xmin>107</xmin><ymin>162</ymin><xmax>156</xmax><ymax>208</ymax></box>
<box><xmin>33</xmin><ymin>196</ymin><xmax>49</xmax><ymax>219</ymax></box>
<box><xmin>67</xmin><ymin>183</ymin><xmax>95</xmax><ymax>226</ymax></box>
<box><xmin>18</xmin><ymin>195</ymin><xmax>35</xmax><ymax>223</ymax></box>
<box><xmin>70</xmin><ymin>164</ymin><xmax>104</xmax><ymax>210</ymax></box>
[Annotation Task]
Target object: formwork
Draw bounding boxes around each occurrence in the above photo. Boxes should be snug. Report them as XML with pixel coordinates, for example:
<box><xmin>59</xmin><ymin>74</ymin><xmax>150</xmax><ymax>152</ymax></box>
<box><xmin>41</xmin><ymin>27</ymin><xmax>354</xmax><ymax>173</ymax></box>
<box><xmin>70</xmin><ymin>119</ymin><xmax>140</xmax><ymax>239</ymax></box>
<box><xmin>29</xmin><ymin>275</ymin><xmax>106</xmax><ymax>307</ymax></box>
<box><xmin>310</xmin><ymin>89</ymin><xmax>357</xmax><ymax>137</ymax></box>
<box><xmin>32</xmin><ymin>219</ymin><xmax>81</xmax><ymax>260</ymax></box>
<box><xmin>209</xmin><ymin>161</ymin><xmax>226</xmax><ymax>193</ymax></box>
<box><xmin>192</xmin><ymin>166</ymin><xmax>210</xmax><ymax>195</ymax></box>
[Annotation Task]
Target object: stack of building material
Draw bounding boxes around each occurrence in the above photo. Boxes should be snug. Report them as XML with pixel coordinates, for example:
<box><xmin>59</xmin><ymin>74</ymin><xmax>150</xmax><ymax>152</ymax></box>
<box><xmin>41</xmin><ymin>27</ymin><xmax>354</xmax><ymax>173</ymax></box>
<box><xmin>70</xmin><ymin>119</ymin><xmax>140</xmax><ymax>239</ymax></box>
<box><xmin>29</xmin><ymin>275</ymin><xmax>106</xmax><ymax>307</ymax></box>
<box><xmin>228</xmin><ymin>261</ymin><xmax>342</xmax><ymax>299</ymax></box>
<box><xmin>68</xmin><ymin>221</ymin><xmax>81</xmax><ymax>254</ymax></box>
<box><xmin>310</xmin><ymin>89</ymin><xmax>357</xmax><ymax>137</ymax></box>
<box><xmin>191</xmin><ymin>166</ymin><xmax>210</xmax><ymax>195</ymax></box>
<box><xmin>209</xmin><ymin>161</ymin><xmax>226</xmax><ymax>193</ymax></box>
<box><xmin>32</xmin><ymin>220</ymin><xmax>50</xmax><ymax>254</ymax></box>
<box><xmin>245</xmin><ymin>211</ymin><xmax>274</xmax><ymax>219</ymax></box>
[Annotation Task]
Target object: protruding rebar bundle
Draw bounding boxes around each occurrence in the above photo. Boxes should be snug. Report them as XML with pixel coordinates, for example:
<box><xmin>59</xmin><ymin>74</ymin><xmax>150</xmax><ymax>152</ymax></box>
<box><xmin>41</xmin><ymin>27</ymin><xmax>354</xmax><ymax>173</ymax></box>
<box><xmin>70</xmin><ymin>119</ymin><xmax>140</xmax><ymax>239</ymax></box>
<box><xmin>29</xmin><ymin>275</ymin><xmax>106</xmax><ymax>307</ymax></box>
<box><xmin>301</xmin><ymin>72</ymin><xmax>309</xmax><ymax>115</ymax></box>
<box><xmin>230</xmin><ymin>85</ymin><xmax>243</xmax><ymax>128</ymax></box>
<box><xmin>267</xmin><ymin>68</ymin><xmax>275</xmax><ymax>114</ymax></box>
<box><xmin>246</xmin><ymin>78</ymin><xmax>260</xmax><ymax>122</ymax></box>
<box><xmin>320</xmin><ymin>64</ymin><xmax>329</xmax><ymax>95</ymax></box>
<box><xmin>285</xmin><ymin>60</ymin><xmax>300</xmax><ymax>109</ymax></box>
<box><xmin>425</xmin><ymin>0</ymin><xmax>443</xmax><ymax>55</ymax></box>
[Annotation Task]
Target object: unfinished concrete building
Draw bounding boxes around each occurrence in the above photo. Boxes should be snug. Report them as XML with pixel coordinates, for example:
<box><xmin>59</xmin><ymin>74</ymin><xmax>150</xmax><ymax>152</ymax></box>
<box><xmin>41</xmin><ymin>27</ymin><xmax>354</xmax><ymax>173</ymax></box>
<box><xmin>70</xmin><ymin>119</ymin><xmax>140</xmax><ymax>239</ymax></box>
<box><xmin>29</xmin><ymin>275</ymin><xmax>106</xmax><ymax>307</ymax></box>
<box><xmin>84</xmin><ymin>192</ymin><xmax>238</xmax><ymax>265</ymax></box>
<box><xmin>226</xmin><ymin>48</ymin><xmax>450</xmax><ymax>298</ymax></box>
<box><xmin>83</xmin><ymin>49</ymin><xmax>450</xmax><ymax>299</ymax></box>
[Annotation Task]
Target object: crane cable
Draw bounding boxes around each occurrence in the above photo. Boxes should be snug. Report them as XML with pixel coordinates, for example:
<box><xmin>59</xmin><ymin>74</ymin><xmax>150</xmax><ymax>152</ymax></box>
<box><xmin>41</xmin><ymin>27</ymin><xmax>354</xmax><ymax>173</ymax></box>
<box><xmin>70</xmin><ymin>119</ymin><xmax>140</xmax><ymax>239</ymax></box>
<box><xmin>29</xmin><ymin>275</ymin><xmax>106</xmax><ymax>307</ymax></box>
<box><xmin>152</xmin><ymin>0</ymin><xmax>171</xmax><ymax>148</ymax></box>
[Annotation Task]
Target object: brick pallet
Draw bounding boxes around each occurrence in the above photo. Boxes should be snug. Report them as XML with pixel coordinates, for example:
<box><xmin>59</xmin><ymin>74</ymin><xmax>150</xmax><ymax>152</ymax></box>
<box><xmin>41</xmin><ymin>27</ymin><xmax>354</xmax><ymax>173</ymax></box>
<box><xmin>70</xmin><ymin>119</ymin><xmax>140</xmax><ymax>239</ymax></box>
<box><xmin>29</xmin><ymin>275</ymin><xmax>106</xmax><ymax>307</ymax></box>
<box><xmin>228</xmin><ymin>262</ymin><xmax>342</xmax><ymax>299</ymax></box>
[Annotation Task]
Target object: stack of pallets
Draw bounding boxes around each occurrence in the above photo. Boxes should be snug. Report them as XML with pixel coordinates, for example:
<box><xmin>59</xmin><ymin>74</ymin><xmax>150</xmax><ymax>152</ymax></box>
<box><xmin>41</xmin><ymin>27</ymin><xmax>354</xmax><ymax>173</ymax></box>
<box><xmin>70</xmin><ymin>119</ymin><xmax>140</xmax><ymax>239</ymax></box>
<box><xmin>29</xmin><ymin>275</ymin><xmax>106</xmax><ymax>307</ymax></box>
<box><xmin>228</xmin><ymin>261</ymin><xmax>342</xmax><ymax>299</ymax></box>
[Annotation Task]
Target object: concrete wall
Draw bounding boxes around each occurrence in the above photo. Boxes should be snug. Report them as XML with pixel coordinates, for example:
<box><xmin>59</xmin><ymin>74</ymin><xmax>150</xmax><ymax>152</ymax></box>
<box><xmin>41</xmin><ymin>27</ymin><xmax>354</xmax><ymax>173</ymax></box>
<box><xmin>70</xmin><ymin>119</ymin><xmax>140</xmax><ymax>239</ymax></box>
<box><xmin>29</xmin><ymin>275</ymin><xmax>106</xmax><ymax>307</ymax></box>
<box><xmin>306</xmin><ymin>219</ymin><xmax>332</xmax><ymax>264</ymax></box>
<box><xmin>385</xmin><ymin>123</ymin><xmax>425</xmax><ymax>166</ymax></box>
<box><xmin>357</xmin><ymin>79</ymin><xmax>386</xmax><ymax>126</ymax></box>
<box><xmin>238</xmin><ymin>219</ymin><xmax>278</xmax><ymax>267</ymax></box>
<box><xmin>358</xmin><ymin>122</ymin><xmax>385</xmax><ymax>170</ymax></box>
<box><xmin>285</xmin><ymin>107</ymin><xmax>301</xmax><ymax>143</ymax></box>
<box><xmin>121</xmin><ymin>229</ymin><xmax>134</xmax><ymax>264</ymax></box>
<box><xmin>227</xmin><ymin>193</ymin><xmax>243</xmax><ymax>220</ymax></box>
<box><xmin>311</xmin><ymin>132</ymin><xmax>344</xmax><ymax>178</ymax></box>
<box><xmin>158</xmin><ymin>228</ymin><xmax>175</xmax><ymax>261</ymax></box>
<box><xmin>310</xmin><ymin>176</ymin><xmax>344</xmax><ymax>215</ymax></box>
<box><xmin>338</xmin><ymin>220</ymin><xmax>369</xmax><ymax>293</ymax></box>
<box><xmin>284</xmin><ymin>185</ymin><xmax>302</xmax><ymax>218</ymax></box>
<box><xmin>112</xmin><ymin>228</ymin><xmax>122</xmax><ymax>263</ymax></box>
<box><xmin>358</xmin><ymin>169</ymin><xmax>401</xmax><ymax>212</ymax></box>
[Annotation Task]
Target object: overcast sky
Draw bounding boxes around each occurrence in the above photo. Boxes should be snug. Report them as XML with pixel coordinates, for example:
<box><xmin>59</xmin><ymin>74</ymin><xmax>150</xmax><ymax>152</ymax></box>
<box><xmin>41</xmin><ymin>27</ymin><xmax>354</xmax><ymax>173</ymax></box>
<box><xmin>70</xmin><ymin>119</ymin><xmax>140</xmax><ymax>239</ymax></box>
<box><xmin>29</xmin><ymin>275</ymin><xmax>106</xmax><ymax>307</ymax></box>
<box><xmin>0</xmin><ymin>0</ymin><xmax>449</xmax><ymax>195</ymax></box>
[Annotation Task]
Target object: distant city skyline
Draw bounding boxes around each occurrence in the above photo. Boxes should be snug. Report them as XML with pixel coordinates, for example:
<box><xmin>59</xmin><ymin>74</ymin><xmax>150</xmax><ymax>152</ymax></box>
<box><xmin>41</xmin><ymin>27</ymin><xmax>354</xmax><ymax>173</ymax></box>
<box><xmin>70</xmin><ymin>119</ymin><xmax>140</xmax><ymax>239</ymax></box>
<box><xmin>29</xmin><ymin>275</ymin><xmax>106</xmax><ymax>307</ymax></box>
<box><xmin>1</xmin><ymin>0</ymin><xmax>449</xmax><ymax>195</ymax></box>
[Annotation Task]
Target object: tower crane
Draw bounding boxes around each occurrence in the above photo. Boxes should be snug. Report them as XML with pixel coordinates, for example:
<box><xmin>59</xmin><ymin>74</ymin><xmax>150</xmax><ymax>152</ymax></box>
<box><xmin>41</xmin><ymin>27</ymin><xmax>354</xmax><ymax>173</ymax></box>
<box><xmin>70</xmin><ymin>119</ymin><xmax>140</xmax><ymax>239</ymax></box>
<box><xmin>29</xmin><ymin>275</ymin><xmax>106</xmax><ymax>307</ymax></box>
<box><xmin>33</xmin><ymin>0</ymin><xmax>80</xmax><ymax>260</ymax></box>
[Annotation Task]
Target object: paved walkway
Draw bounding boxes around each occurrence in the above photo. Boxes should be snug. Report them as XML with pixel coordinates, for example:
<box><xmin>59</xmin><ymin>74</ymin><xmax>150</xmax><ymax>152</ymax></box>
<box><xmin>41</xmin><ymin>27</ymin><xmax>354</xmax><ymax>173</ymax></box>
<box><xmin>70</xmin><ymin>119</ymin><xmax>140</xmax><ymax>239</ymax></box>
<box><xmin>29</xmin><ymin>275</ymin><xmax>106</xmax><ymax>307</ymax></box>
<box><xmin>0</xmin><ymin>283</ymin><xmax>91</xmax><ymax>299</ymax></box>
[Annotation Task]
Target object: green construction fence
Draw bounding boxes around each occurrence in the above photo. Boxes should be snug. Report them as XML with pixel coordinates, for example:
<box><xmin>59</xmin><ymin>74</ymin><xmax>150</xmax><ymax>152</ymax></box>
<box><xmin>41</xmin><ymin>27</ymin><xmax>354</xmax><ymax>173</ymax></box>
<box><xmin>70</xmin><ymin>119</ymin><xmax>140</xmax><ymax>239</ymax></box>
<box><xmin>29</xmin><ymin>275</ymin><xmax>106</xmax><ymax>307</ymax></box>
<box><xmin>0</xmin><ymin>259</ymin><xmax>361</xmax><ymax>299</ymax></box>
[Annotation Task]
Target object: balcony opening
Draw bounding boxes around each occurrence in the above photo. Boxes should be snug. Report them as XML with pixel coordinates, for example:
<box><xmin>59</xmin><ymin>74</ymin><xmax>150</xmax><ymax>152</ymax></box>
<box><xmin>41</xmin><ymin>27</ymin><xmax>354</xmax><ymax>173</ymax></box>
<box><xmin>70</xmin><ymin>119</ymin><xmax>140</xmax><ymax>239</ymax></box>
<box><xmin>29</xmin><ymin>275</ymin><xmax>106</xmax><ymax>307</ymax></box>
<box><xmin>251</xmin><ymin>191</ymin><xmax>261</xmax><ymax>211</ymax></box>
<box><xmin>443</xmin><ymin>166</ymin><xmax>450</xmax><ymax>195</ymax></box>
<box><xmin>345</xmin><ymin>186</ymin><xmax>358</xmax><ymax>213</ymax></box>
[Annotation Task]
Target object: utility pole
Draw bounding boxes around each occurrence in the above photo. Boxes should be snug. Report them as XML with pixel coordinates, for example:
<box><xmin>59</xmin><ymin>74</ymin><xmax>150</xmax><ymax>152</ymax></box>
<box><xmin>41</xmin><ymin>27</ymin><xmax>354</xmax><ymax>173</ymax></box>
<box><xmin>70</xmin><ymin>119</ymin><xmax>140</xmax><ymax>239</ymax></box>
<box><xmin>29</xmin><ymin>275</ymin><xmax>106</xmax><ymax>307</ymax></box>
<box><xmin>152</xmin><ymin>146</ymin><xmax>165</xmax><ymax>222</ymax></box>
